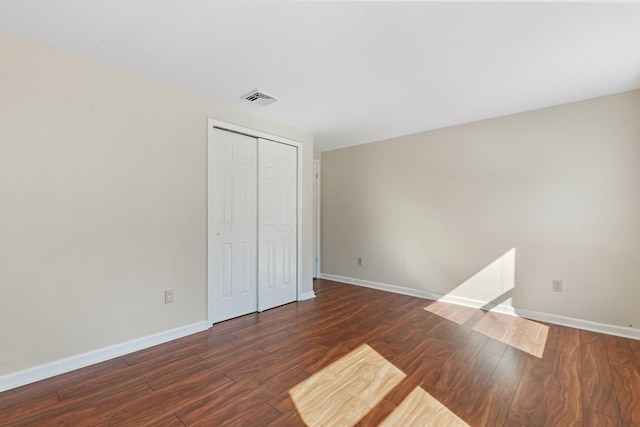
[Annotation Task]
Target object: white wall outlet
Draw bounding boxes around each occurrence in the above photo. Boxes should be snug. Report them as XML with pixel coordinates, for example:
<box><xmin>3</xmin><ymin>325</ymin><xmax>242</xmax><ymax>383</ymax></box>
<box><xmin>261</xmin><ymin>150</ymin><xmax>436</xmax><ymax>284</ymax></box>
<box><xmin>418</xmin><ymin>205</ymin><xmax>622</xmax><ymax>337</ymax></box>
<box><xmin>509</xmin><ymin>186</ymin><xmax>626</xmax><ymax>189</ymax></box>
<box><xmin>357</xmin><ymin>257</ymin><xmax>364</xmax><ymax>266</ymax></box>
<box><xmin>165</xmin><ymin>289</ymin><xmax>174</xmax><ymax>304</ymax></box>
<box><xmin>552</xmin><ymin>280</ymin><xmax>563</xmax><ymax>293</ymax></box>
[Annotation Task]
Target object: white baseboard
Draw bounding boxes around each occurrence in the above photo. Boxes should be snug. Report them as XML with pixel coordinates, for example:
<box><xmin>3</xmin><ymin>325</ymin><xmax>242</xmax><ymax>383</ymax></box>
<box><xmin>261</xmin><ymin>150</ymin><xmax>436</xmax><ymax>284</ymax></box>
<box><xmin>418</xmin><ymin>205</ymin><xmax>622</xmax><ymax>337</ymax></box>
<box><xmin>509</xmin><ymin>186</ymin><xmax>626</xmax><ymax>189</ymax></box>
<box><xmin>436</xmin><ymin>294</ymin><xmax>519</xmax><ymax>316</ymax></box>
<box><xmin>320</xmin><ymin>273</ymin><xmax>640</xmax><ymax>341</ymax></box>
<box><xmin>513</xmin><ymin>309</ymin><xmax>640</xmax><ymax>340</ymax></box>
<box><xmin>298</xmin><ymin>291</ymin><xmax>316</xmax><ymax>301</ymax></box>
<box><xmin>320</xmin><ymin>274</ymin><xmax>441</xmax><ymax>301</ymax></box>
<box><xmin>0</xmin><ymin>321</ymin><xmax>209</xmax><ymax>393</ymax></box>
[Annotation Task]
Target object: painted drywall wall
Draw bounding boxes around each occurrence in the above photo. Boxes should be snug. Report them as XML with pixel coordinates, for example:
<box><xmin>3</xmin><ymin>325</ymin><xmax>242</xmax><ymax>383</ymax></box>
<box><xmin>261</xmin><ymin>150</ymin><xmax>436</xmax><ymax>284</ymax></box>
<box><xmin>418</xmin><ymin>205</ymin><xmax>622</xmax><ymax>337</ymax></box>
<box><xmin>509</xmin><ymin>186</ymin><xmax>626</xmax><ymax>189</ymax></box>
<box><xmin>0</xmin><ymin>32</ymin><xmax>314</xmax><ymax>376</ymax></box>
<box><xmin>322</xmin><ymin>90</ymin><xmax>640</xmax><ymax>329</ymax></box>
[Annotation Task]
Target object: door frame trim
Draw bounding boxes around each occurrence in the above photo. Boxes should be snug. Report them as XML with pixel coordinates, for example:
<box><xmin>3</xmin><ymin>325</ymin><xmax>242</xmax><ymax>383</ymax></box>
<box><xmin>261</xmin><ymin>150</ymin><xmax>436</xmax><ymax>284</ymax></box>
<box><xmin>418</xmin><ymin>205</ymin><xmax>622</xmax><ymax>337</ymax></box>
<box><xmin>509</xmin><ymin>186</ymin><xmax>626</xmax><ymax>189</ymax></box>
<box><xmin>207</xmin><ymin>118</ymin><xmax>304</xmax><ymax>326</ymax></box>
<box><xmin>313</xmin><ymin>159</ymin><xmax>321</xmax><ymax>278</ymax></box>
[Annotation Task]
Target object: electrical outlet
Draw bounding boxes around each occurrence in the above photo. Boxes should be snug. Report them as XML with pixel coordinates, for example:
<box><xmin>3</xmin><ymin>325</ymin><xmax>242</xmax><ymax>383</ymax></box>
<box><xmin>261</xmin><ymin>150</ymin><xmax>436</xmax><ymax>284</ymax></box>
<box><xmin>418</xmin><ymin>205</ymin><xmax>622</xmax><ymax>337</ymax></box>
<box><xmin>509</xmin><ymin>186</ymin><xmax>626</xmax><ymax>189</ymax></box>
<box><xmin>165</xmin><ymin>289</ymin><xmax>174</xmax><ymax>304</ymax></box>
<box><xmin>552</xmin><ymin>280</ymin><xmax>563</xmax><ymax>293</ymax></box>
<box><xmin>357</xmin><ymin>257</ymin><xmax>364</xmax><ymax>266</ymax></box>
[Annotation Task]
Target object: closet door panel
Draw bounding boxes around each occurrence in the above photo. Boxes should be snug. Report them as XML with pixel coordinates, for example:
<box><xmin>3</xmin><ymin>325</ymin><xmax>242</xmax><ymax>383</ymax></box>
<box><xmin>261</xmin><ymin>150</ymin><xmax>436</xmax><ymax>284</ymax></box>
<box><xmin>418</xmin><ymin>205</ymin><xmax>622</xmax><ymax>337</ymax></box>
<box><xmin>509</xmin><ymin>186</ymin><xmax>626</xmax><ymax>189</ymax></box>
<box><xmin>258</xmin><ymin>138</ymin><xmax>297</xmax><ymax>311</ymax></box>
<box><xmin>209</xmin><ymin>129</ymin><xmax>258</xmax><ymax>323</ymax></box>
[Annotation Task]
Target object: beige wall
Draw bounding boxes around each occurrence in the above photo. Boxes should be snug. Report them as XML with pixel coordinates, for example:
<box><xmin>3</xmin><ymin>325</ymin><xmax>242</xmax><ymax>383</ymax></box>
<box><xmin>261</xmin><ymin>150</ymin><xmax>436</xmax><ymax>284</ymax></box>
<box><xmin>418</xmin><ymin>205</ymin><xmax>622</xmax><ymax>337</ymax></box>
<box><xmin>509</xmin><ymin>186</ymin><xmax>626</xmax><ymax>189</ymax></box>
<box><xmin>322</xmin><ymin>90</ymin><xmax>640</xmax><ymax>328</ymax></box>
<box><xmin>0</xmin><ymin>32</ymin><xmax>314</xmax><ymax>376</ymax></box>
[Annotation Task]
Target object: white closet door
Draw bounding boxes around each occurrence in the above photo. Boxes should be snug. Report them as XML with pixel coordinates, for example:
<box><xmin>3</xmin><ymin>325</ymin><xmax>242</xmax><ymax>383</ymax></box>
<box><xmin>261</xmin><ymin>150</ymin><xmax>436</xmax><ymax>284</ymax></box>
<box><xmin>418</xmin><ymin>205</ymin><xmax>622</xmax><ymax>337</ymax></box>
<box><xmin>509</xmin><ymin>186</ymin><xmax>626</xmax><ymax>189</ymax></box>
<box><xmin>209</xmin><ymin>129</ymin><xmax>257</xmax><ymax>323</ymax></box>
<box><xmin>258</xmin><ymin>138</ymin><xmax>298</xmax><ymax>311</ymax></box>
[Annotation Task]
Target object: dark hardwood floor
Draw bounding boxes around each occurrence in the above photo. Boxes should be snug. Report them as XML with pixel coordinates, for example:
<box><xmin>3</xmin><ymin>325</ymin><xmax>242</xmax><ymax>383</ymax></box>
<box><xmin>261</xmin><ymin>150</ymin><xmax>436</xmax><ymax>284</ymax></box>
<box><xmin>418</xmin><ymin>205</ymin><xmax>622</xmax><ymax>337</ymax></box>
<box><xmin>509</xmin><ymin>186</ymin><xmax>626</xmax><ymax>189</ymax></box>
<box><xmin>2</xmin><ymin>279</ymin><xmax>639</xmax><ymax>426</ymax></box>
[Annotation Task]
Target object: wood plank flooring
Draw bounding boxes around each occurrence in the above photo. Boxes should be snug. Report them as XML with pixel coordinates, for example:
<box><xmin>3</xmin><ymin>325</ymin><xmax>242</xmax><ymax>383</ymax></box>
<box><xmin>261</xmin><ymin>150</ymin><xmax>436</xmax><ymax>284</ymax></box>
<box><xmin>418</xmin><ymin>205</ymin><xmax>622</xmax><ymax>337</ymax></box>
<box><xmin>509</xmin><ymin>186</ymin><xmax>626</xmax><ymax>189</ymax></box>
<box><xmin>2</xmin><ymin>279</ymin><xmax>640</xmax><ymax>426</ymax></box>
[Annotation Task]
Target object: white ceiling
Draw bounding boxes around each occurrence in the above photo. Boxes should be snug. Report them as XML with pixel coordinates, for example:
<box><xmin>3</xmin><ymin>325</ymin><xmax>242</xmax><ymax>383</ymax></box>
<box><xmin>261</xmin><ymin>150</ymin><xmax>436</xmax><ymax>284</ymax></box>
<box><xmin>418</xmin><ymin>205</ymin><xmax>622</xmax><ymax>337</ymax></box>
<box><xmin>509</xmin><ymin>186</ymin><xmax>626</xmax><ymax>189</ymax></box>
<box><xmin>1</xmin><ymin>1</ymin><xmax>640</xmax><ymax>152</ymax></box>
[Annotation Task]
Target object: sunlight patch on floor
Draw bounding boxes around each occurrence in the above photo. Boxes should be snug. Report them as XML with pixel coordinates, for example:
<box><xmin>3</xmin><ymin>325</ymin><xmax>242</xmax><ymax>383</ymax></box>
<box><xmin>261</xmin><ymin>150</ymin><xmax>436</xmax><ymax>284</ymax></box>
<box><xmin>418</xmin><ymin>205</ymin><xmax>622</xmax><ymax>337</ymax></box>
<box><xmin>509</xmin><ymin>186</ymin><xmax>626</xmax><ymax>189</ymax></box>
<box><xmin>424</xmin><ymin>301</ymin><xmax>479</xmax><ymax>325</ymax></box>
<box><xmin>472</xmin><ymin>311</ymin><xmax>549</xmax><ymax>358</ymax></box>
<box><xmin>380</xmin><ymin>386</ymin><xmax>469</xmax><ymax>427</ymax></box>
<box><xmin>289</xmin><ymin>344</ymin><xmax>406</xmax><ymax>427</ymax></box>
<box><xmin>425</xmin><ymin>302</ymin><xmax>549</xmax><ymax>358</ymax></box>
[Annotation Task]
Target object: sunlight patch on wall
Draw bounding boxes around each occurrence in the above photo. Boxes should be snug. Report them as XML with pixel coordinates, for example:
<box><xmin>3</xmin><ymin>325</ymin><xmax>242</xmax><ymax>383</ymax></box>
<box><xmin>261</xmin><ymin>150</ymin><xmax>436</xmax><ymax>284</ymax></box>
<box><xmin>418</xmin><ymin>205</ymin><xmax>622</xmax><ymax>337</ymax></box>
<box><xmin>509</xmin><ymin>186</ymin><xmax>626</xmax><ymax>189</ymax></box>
<box><xmin>442</xmin><ymin>248</ymin><xmax>516</xmax><ymax>308</ymax></box>
<box><xmin>380</xmin><ymin>386</ymin><xmax>469</xmax><ymax>427</ymax></box>
<box><xmin>289</xmin><ymin>344</ymin><xmax>406</xmax><ymax>426</ymax></box>
<box><xmin>472</xmin><ymin>311</ymin><xmax>548</xmax><ymax>358</ymax></box>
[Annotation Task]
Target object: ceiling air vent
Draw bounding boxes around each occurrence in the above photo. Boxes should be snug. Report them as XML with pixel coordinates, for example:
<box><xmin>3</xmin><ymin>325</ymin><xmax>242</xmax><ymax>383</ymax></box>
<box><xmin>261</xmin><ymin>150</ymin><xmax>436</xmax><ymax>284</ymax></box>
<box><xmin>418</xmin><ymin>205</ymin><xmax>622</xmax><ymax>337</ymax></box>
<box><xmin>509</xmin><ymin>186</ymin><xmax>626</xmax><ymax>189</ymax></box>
<box><xmin>240</xmin><ymin>89</ymin><xmax>278</xmax><ymax>106</ymax></box>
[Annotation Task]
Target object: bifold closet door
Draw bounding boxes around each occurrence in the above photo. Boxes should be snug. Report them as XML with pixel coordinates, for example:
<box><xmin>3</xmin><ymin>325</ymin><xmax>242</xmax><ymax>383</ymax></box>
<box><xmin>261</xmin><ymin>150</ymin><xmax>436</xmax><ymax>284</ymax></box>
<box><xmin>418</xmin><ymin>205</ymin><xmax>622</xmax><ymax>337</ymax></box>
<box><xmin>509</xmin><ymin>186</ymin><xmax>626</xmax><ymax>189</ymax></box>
<box><xmin>209</xmin><ymin>129</ymin><xmax>258</xmax><ymax>323</ymax></box>
<box><xmin>257</xmin><ymin>138</ymin><xmax>298</xmax><ymax>311</ymax></box>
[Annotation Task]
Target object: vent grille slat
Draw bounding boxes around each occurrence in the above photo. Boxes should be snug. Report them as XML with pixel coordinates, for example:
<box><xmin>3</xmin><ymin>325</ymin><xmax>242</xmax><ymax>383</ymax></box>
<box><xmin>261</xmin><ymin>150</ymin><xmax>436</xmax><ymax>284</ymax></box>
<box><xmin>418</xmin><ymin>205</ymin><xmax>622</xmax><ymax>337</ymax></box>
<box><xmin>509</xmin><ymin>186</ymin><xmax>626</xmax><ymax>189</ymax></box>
<box><xmin>240</xmin><ymin>89</ymin><xmax>278</xmax><ymax>106</ymax></box>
